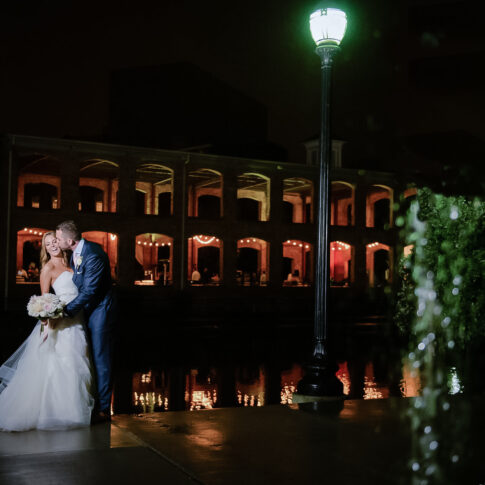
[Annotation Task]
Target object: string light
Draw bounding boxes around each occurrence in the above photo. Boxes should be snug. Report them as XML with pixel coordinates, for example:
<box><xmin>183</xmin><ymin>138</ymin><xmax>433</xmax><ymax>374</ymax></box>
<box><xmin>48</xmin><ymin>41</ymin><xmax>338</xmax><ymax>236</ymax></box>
<box><xmin>194</xmin><ymin>235</ymin><xmax>215</xmax><ymax>245</ymax></box>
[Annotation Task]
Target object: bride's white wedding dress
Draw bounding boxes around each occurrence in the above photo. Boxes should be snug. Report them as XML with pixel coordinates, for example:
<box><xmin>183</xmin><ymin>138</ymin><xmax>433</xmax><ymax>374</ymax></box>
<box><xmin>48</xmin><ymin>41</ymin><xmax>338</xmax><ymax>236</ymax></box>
<box><xmin>0</xmin><ymin>271</ymin><xmax>95</xmax><ymax>431</ymax></box>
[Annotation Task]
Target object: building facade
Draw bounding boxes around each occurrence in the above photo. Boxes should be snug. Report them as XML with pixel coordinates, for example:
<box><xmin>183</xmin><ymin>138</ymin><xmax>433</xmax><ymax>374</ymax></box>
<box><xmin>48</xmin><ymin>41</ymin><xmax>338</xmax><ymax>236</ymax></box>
<box><xmin>1</xmin><ymin>135</ymin><xmax>415</xmax><ymax>322</ymax></box>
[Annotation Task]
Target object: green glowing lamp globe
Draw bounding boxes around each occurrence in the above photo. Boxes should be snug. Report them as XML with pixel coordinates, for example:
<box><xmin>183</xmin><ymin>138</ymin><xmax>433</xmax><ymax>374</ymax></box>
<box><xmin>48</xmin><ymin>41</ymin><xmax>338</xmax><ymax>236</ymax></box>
<box><xmin>309</xmin><ymin>8</ymin><xmax>347</xmax><ymax>46</ymax></box>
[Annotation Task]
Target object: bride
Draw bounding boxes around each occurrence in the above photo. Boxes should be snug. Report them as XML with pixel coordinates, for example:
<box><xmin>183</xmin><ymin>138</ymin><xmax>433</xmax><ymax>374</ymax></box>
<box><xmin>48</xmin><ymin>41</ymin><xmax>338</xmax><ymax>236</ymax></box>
<box><xmin>0</xmin><ymin>232</ymin><xmax>95</xmax><ymax>431</ymax></box>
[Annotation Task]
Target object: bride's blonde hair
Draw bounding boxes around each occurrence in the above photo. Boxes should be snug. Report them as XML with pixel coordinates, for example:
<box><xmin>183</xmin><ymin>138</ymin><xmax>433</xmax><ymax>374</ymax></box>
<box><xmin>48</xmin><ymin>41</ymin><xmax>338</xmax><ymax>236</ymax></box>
<box><xmin>40</xmin><ymin>231</ymin><xmax>70</xmax><ymax>269</ymax></box>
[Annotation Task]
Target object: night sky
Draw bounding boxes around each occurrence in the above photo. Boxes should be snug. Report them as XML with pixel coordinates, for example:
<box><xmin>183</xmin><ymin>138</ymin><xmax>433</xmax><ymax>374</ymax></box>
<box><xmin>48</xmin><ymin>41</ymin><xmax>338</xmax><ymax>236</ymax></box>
<box><xmin>1</xmin><ymin>0</ymin><xmax>484</xmax><ymax>175</ymax></box>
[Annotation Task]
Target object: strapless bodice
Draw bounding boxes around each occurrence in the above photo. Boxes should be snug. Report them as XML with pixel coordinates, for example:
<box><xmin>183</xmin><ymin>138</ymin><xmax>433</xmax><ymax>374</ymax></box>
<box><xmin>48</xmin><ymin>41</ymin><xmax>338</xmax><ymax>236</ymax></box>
<box><xmin>52</xmin><ymin>271</ymin><xmax>78</xmax><ymax>305</ymax></box>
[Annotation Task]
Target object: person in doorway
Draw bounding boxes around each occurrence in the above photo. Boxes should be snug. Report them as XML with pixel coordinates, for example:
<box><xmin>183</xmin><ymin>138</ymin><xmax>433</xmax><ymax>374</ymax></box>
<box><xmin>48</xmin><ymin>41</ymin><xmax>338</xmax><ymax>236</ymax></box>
<box><xmin>191</xmin><ymin>266</ymin><xmax>201</xmax><ymax>284</ymax></box>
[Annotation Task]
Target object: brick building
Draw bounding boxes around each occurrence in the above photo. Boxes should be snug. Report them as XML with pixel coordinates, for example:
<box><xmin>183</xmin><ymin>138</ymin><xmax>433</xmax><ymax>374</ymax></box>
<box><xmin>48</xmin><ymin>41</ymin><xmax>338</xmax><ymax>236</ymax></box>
<box><xmin>1</xmin><ymin>134</ymin><xmax>415</xmax><ymax>323</ymax></box>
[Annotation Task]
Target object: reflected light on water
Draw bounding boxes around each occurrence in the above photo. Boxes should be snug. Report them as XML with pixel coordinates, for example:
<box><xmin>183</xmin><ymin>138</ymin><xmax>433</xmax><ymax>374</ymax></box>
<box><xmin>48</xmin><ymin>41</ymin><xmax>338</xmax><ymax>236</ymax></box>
<box><xmin>448</xmin><ymin>366</ymin><xmax>463</xmax><ymax>395</ymax></box>
<box><xmin>280</xmin><ymin>364</ymin><xmax>304</xmax><ymax>404</ymax></box>
<box><xmin>400</xmin><ymin>360</ymin><xmax>421</xmax><ymax>397</ymax></box>
<box><xmin>336</xmin><ymin>362</ymin><xmax>351</xmax><ymax>395</ymax></box>
<box><xmin>186</xmin><ymin>369</ymin><xmax>218</xmax><ymax>410</ymax></box>
<box><xmin>130</xmin><ymin>360</ymin><xmax>423</xmax><ymax>413</ymax></box>
<box><xmin>236</xmin><ymin>365</ymin><xmax>265</xmax><ymax>407</ymax></box>
<box><xmin>134</xmin><ymin>391</ymin><xmax>169</xmax><ymax>413</ymax></box>
<box><xmin>363</xmin><ymin>362</ymin><xmax>388</xmax><ymax>400</ymax></box>
<box><xmin>189</xmin><ymin>390</ymin><xmax>217</xmax><ymax>411</ymax></box>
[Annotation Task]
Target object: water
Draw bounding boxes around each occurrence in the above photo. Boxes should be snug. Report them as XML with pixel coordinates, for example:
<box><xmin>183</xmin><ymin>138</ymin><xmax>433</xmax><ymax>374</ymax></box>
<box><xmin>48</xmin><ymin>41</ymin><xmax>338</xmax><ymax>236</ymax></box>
<box><xmin>112</xmin><ymin>321</ymin><xmax>422</xmax><ymax>413</ymax></box>
<box><xmin>128</xmin><ymin>359</ymin><xmax>422</xmax><ymax>414</ymax></box>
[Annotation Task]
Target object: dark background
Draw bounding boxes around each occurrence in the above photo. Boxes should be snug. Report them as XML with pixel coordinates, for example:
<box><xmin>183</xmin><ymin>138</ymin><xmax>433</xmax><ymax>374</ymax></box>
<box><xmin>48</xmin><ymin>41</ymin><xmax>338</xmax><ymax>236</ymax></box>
<box><xmin>1</xmin><ymin>0</ymin><xmax>484</xmax><ymax>181</ymax></box>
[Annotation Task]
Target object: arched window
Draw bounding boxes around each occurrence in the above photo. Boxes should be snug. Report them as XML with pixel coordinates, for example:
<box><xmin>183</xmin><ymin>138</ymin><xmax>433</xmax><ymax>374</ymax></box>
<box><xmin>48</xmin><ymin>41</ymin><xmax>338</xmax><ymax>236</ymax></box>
<box><xmin>282</xmin><ymin>240</ymin><xmax>312</xmax><ymax>286</ymax></box>
<box><xmin>330</xmin><ymin>241</ymin><xmax>353</xmax><ymax>287</ymax></box>
<box><xmin>366</xmin><ymin>185</ymin><xmax>393</xmax><ymax>229</ymax></box>
<box><xmin>79</xmin><ymin>159</ymin><xmax>119</xmax><ymax>213</ymax></box>
<box><xmin>237</xmin><ymin>173</ymin><xmax>270</xmax><ymax>221</ymax></box>
<box><xmin>16</xmin><ymin>227</ymin><xmax>48</xmax><ymax>283</ymax></box>
<box><xmin>135</xmin><ymin>163</ymin><xmax>174</xmax><ymax>216</ymax></box>
<box><xmin>401</xmin><ymin>187</ymin><xmax>418</xmax><ymax>218</ymax></box>
<box><xmin>79</xmin><ymin>186</ymin><xmax>104</xmax><ymax>213</ymax></box>
<box><xmin>331</xmin><ymin>182</ymin><xmax>354</xmax><ymax>226</ymax></box>
<box><xmin>17</xmin><ymin>154</ymin><xmax>61</xmax><ymax>209</ymax></box>
<box><xmin>82</xmin><ymin>231</ymin><xmax>119</xmax><ymax>280</ymax></box>
<box><xmin>134</xmin><ymin>233</ymin><xmax>173</xmax><ymax>286</ymax></box>
<box><xmin>283</xmin><ymin>178</ymin><xmax>314</xmax><ymax>223</ymax></box>
<box><xmin>187</xmin><ymin>169</ymin><xmax>222</xmax><ymax>219</ymax></box>
<box><xmin>366</xmin><ymin>242</ymin><xmax>391</xmax><ymax>287</ymax></box>
<box><xmin>237</xmin><ymin>238</ymin><xmax>270</xmax><ymax>286</ymax></box>
<box><xmin>135</xmin><ymin>189</ymin><xmax>146</xmax><ymax>215</ymax></box>
<box><xmin>187</xmin><ymin>235</ymin><xmax>223</xmax><ymax>285</ymax></box>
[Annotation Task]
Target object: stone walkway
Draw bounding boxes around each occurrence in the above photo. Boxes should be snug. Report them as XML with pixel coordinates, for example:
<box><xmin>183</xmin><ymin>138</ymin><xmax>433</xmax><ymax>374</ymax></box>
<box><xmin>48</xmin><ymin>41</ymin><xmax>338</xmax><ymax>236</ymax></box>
<box><xmin>1</xmin><ymin>398</ymin><xmax>483</xmax><ymax>484</ymax></box>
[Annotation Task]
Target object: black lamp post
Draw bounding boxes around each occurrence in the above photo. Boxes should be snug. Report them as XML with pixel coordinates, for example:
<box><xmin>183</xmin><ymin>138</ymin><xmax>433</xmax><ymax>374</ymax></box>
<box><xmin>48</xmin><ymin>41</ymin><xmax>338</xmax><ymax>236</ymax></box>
<box><xmin>297</xmin><ymin>7</ymin><xmax>347</xmax><ymax>398</ymax></box>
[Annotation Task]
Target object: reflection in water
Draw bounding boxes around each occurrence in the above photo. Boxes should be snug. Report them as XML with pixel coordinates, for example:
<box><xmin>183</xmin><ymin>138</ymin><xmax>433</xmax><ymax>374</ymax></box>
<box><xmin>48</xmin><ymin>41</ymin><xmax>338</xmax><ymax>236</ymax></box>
<box><xmin>280</xmin><ymin>364</ymin><xmax>304</xmax><ymax>405</ymax></box>
<box><xmin>336</xmin><ymin>362</ymin><xmax>351</xmax><ymax>395</ymax></box>
<box><xmin>130</xmin><ymin>360</ymin><xmax>423</xmax><ymax>412</ymax></box>
<box><xmin>400</xmin><ymin>360</ymin><xmax>421</xmax><ymax>397</ymax></box>
<box><xmin>186</xmin><ymin>369</ymin><xmax>218</xmax><ymax>410</ymax></box>
<box><xmin>448</xmin><ymin>366</ymin><xmax>463</xmax><ymax>395</ymax></box>
<box><xmin>189</xmin><ymin>390</ymin><xmax>217</xmax><ymax>410</ymax></box>
<box><xmin>236</xmin><ymin>365</ymin><xmax>265</xmax><ymax>407</ymax></box>
<box><xmin>363</xmin><ymin>362</ymin><xmax>389</xmax><ymax>400</ymax></box>
<box><xmin>134</xmin><ymin>392</ymin><xmax>168</xmax><ymax>412</ymax></box>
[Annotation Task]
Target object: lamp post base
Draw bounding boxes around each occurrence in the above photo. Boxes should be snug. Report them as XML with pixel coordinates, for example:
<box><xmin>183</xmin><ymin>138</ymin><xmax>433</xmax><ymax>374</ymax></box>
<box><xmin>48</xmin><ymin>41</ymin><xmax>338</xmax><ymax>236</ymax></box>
<box><xmin>295</xmin><ymin>357</ymin><xmax>344</xmax><ymax>399</ymax></box>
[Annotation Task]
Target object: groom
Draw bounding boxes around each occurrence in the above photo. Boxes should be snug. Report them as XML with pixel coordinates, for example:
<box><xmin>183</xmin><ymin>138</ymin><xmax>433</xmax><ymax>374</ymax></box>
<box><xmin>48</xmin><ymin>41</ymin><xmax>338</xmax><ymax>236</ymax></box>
<box><xmin>56</xmin><ymin>220</ymin><xmax>117</xmax><ymax>423</ymax></box>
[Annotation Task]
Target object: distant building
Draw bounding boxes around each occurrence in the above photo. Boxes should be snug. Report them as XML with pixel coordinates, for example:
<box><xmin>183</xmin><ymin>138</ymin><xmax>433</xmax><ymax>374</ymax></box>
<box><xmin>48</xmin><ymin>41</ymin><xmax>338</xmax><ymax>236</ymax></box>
<box><xmin>0</xmin><ymin>134</ymin><xmax>416</xmax><ymax>323</ymax></box>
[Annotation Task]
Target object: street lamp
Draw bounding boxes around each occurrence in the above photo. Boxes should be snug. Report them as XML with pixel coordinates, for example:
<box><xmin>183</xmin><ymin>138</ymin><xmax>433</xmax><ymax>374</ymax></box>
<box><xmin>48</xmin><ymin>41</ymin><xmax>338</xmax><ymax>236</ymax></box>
<box><xmin>296</xmin><ymin>7</ymin><xmax>347</xmax><ymax>398</ymax></box>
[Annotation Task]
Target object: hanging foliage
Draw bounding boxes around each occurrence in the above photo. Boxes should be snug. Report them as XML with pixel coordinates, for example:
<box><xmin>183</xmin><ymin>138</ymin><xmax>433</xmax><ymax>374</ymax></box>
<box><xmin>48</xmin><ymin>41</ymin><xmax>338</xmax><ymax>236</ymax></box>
<box><xmin>395</xmin><ymin>187</ymin><xmax>485</xmax><ymax>483</ymax></box>
<box><xmin>396</xmin><ymin>187</ymin><xmax>485</xmax><ymax>347</ymax></box>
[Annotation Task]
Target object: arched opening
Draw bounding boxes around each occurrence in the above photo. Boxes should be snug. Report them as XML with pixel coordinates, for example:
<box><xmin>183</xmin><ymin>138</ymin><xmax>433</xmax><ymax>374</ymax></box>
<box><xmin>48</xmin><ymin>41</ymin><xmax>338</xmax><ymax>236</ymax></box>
<box><xmin>330</xmin><ymin>241</ymin><xmax>353</xmax><ymax>287</ymax></box>
<box><xmin>82</xmin><ymin>231</ymin><xmax>119</xmax><ymax>280</ymax></box>
<box><xmin>366</xmin><ymin>185</ymin><xmax>393</xmax><ymax>228</ymax></box>
<box><xmin>282</xmin><ymin>201</ymin><xmax>294</xmax><ymax>223</ymax></box>
<box><xmin>135</xmin><ymin>163</ymin><xmax>173</xmax><ymax>216</ymax></box>
<box><xmin>237</xmin><ymin>198</ymin><xmax>260</xmax><ymax>221</ymax></box>
<box><xmin>79</xmin><ymin>159</ymin><xmax>119</xmax><ymax>213</ymax></box>
<box><xmin>187</xmin><ymin>235</ymin><xmax>222</xmax><ymax>285</ymax></box>
<box><xmin>79</xmin><ymin>186</ymin><xmax>104</xmax><ymax>213</ymax></box>
<box><xmin>16</xmin><ymin>227</ymin><xmax>48</xmax><ymax>283</ymax></box>
<box><xmin>366</xmin><ymin>242</ymin><xmax>391</xmax><ymax>287</ymax></box>
<box><xmin>135</xmin><ymin>233</ymin><xmax>173</xmax><ymax>285</ymax></box>
<box><xmin>23</xmin><ymin>183</ymin><xmax>58</xmax><ymax>210</ymax></box>
<box><xmin>404</xmin><ymin>187</ymin><xmax>418</xmax><ymax>199</ymax></box>
<box><xmin>374</xmin><ymin>199</ymin><xmax>390</xmax><ymax>229</ymax></box>
<box><xmin>198</xmin><ymin>195</ymin><xmax>221</xmax><ymax>220</ymax></box>
<box><xmin>135</xmin><ymin>189</ymin><xmax>146</xmax><ymax>215</ymax></box>
<box><xmin>237</xmin><ymin>173</ymin><xmax>270</xmax><ymax>221</ymax></box>
<box><xmin>401</xmin><ymin>187</ymin><xmax>418</xmax><ymax>217</ymax></box>
<box><xmin>283</xmin><ymin>177</ymin><xmax>314</xmax><ymax>223</ymax></box>
<box><xmin>187</xmin><ymin>169</ymin><xmax>222</xmax><ymax>219</ymax></box>
<box><xmin>282</xmin><ymin>240</ymin><xmax>312</xmax><ymax>286</ymax></box>
<box><xmin>237</xmin><ymin>237</ymin><xmax>270</xmax><ymax>286</ymax></box>
<box><xmin>158</xmin><ymin>192</ymin><xmax>172</xmax><ymax>217</ymax></box>
<box><xmin>331</xmin><ymin>182</ymin><xmax>354</xmax><ymax>226</ymax></box>
<box><xmin>16</xmin><ymin>154</ymin><xmax>61</xmax><ymax>209</ymax></box>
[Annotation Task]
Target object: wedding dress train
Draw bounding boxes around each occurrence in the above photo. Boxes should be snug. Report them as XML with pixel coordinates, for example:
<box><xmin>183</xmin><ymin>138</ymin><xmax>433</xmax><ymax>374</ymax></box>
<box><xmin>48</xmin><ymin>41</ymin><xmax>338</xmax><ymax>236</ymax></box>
<box><xmin>0</xmin><ymin>271</ymin><xmax>95</xmax><ymax>431</ymax></box>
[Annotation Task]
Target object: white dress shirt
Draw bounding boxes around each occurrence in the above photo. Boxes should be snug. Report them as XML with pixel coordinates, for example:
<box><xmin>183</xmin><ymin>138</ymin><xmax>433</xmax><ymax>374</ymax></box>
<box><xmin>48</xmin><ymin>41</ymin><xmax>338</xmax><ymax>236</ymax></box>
<box><xmin>73</xmin><ymin>239</ymin><xmax>85</xmax><ymax>267</ymax></box>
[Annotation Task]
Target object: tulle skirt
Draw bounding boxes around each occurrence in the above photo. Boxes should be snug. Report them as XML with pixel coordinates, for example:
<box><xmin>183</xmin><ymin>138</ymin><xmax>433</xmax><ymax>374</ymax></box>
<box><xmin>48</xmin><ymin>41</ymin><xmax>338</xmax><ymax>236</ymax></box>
<box><xmin>0</xmin><ymin>317</ymin><xmax>95</xmax><ymax>432</ymax></box>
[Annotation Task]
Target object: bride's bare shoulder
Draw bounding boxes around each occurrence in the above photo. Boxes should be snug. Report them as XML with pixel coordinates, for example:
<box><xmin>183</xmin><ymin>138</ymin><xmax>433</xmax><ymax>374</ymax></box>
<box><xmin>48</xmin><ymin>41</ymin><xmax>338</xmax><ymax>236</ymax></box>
<box><xmin>40</xmin><ymin>261</ymin><xmax>55</xmax><ymax>276</ymax></box>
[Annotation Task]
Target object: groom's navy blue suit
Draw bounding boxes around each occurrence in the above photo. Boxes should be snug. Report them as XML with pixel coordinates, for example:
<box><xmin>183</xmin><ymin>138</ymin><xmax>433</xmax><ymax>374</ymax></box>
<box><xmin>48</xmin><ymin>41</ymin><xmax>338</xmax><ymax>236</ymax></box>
<box><xmin>65</xmin><ymin>240</ymin><xmax>117</xmax><ymax>412</ymax></box>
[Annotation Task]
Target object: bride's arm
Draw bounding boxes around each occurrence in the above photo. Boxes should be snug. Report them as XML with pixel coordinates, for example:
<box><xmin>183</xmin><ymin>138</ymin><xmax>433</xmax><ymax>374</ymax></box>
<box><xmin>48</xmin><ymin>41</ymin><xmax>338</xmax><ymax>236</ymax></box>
<box><xmin>40</xmin><ymin>267</ymin><xmax>52</xmax><ymax>295</ymax></box>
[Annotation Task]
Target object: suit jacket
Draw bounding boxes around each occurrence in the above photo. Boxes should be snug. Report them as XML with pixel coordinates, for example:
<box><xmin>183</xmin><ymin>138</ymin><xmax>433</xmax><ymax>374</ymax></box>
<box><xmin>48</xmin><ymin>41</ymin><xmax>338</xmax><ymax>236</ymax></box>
<box><xmin>65</xmin><ymin>240</ymin><xmax>115</xmax><ymax>320</ymax></box>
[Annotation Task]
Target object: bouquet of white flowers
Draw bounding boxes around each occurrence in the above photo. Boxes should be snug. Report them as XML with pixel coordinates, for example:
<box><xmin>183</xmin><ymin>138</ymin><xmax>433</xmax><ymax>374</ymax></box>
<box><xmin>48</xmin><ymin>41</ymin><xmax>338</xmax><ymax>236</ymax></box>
<box><xmin>27</xmin><ymin>294</ymin><xmax>65</xmax><ymax>334</ymax></box>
